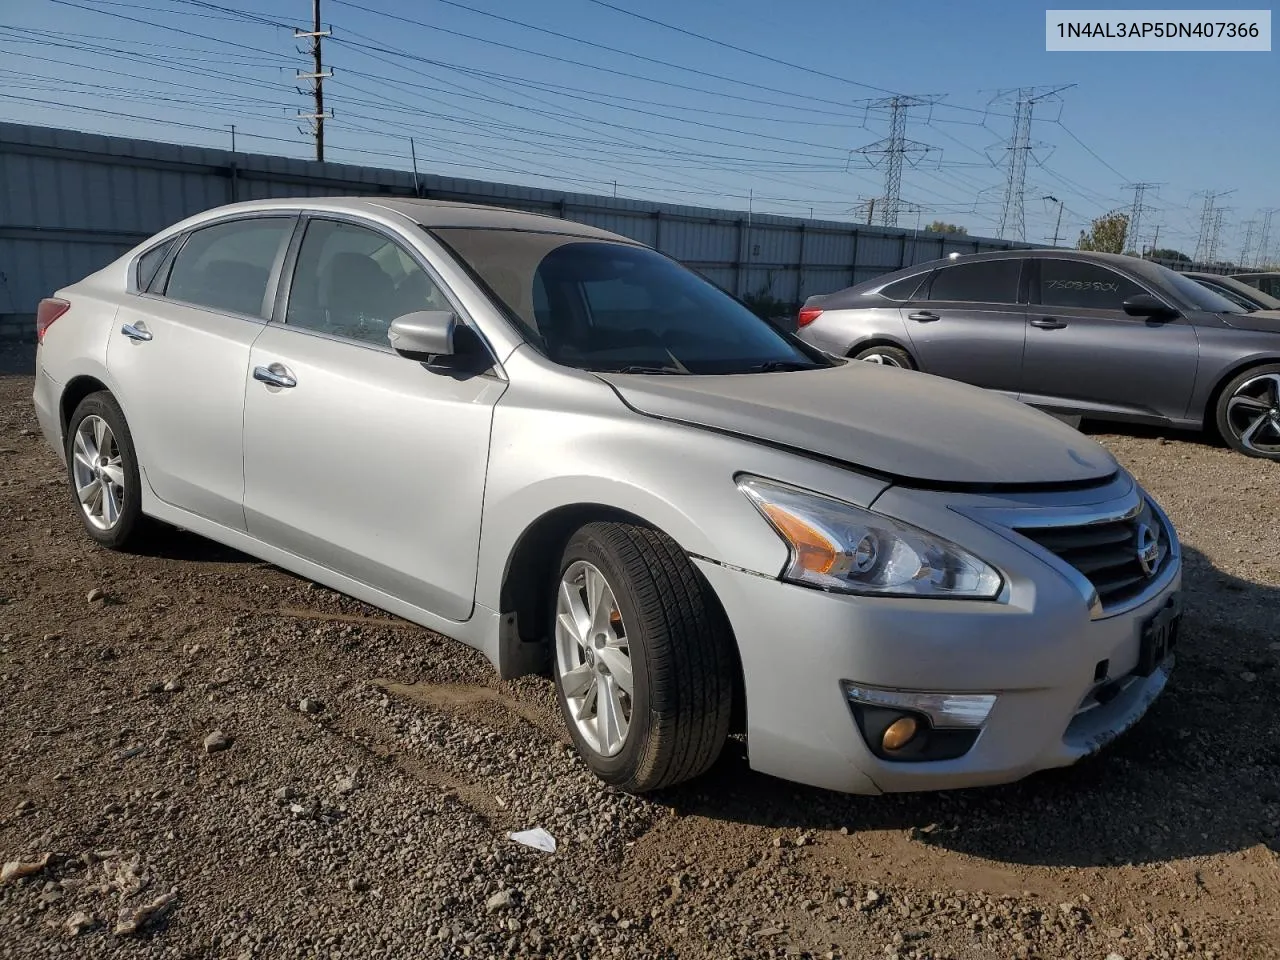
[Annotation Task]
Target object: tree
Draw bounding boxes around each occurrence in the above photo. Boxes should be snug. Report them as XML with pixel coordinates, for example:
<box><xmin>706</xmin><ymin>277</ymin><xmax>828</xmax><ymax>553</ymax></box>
<box><xmin>1150</xmin><ymin>247</ymin><xmax>1191</xmax><ymax>262</ymax></box>
<box><xmin>1077</xmin><ymin>210</ymin><xmax>1130</xmax><ymax>253</ymax></box>
<box><xmin>925</xmin><ymin>220</ymin><xmax>967</xmax><ymax>235</ymax></box>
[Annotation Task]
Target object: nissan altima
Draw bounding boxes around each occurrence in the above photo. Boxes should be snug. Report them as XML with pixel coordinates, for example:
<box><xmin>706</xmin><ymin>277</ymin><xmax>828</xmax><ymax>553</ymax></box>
<box><xmin>34</xmin><ymin>199</ymin><xmax>1181</xmax><ymax>795</ymax></box>
<box><xmin>796</xmin><ymin>250</ymin><xmax>1280</xmax><ymax>460</ymax></box>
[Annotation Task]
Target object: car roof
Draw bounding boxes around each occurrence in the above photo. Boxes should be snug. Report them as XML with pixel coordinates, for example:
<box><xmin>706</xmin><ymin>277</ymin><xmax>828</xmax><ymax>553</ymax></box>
<box><xmin>176</xmin><ymin>196</ymin><xmax>634</xmax><ymax>241</ymax></box>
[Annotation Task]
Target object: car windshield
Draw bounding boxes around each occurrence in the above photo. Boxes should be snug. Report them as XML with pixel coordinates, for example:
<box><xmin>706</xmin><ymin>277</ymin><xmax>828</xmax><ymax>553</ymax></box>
<box><xmin>430</xmin><ymin>228</ymin><xmax>826</xmax><ymax>374</ymax></box>
<box><xmin>1160</xmin><ymin>266</ymin><xmax>1247</xmax><ymax>314</ymax></box>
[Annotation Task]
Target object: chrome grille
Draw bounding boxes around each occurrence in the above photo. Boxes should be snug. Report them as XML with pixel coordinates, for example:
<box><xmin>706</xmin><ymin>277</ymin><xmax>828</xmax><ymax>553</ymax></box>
<box><xmin>1015</xmin><ymin>501</ymin><xmax>1172</xmax><ymax>613</ymax></box>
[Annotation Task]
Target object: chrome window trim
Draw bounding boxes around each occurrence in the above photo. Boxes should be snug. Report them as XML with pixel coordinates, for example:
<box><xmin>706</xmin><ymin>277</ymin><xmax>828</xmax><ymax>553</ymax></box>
<box><xmin>270</xmin><ymin>210</ymin><xmax>507</xmax><ymax>380</ymax></box>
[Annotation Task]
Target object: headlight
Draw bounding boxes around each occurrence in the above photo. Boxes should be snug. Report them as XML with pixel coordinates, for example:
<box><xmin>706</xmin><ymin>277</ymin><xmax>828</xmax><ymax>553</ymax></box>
<box><xmin>739</xmin><ymin>477</ymin><xmax>1003</xmax><ymax>599</ymax></box>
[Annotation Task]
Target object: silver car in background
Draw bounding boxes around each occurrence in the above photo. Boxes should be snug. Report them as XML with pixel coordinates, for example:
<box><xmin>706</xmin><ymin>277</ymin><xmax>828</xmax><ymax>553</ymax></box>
<box><xmin>797</xmin><ymin>250</ymin><xmax>1280</xmax><ymax>461</ymax></box>
<box><xmin>34</xmin><ymin>199</ymin><xmax>1181</xmax><ymax>796</ymax></box>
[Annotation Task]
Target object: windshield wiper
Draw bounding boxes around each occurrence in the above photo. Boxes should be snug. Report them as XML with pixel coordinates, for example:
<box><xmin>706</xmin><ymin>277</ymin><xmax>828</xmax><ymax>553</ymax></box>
<box><xmin>745</xmin><ymin>360</ymin><xmax>821</xmax><ymax>372</ymax></box>
<box><xmin>597</xmin><ymin>364</ymin><xmax>688</xmax><ymax>375</ymax></box>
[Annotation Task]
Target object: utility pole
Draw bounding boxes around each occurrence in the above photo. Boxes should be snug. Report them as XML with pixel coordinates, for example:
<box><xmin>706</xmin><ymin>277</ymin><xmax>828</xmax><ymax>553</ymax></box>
<box><xmin>296</xmin><ymin>0</ymin><xmax>333</xmax><ymax>162</ymax></box>
<box><xmin>1043</xmin><ymin>195</ymin><xmax>1064</xmax><ymax>246</ymax></box>
<box><xmin>229</xmin><ymin>124</ymin><xmax>236</xmax><ymax>152</ymax></box>
<box><xmin>1148</xmin><ymin>224</ymin><xmax>1160</xmax><ymax>258</ymax></box>
<box><xmin>852</xmin><ymin>95</ymin><xmax>941</xmax><ymax>228</ymax></box>
<box><xmin>990</xmin><ymin>85</ymin><xmax>1074</xmax><ymax>242</ymax></box>
<box><xmin>1123</xmin><ymin>182</ymin><xmax>1160</xmax><ymax>254</ymax></box>
<box><xmin>409</xmin><ymin>137</ymin><xmax>421</xmax><ymax>197</ymax></box>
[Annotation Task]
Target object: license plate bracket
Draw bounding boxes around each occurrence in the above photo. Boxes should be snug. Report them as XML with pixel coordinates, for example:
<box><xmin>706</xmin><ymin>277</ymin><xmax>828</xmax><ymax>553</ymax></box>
<box><xmin>1136</xmin><ymin>594</ymin><xmax>1181</xmax><ymax>677</ymax></box>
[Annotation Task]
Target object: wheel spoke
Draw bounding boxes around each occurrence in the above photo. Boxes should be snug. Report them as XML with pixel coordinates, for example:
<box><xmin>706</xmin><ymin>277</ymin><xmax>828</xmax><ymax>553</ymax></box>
<box><xmin>1228</xmin><ymin>394</ymin><xmax>1270</xmax><ymax>415</ymax></box>
<box><xmin>75</xmin><ymin>426</ymin><xmax>97</xmax><ymax>462</ymax></box>
<box><xmin>558</xmin><ymin>579</ymin><xmax>591</xmax><ymax>642</ymax></box>
<box><xmin>1241</xmin><ymin>413</ymin><xmax>1272</xmax><ymax>451</ymax></box>
<box><xmin>86</xmin><ymin>484</ymin><xmax>104</xmax><ymax>518</ymax></box>
<box><xmin>76</xmin><ymin>478</ymin><xmax>98</xmax><ymax>505</ymax></box>
<box><xmin>101</xmin><ymin>461</ymin><xmax>126</xmax><ymax>487</ymax></box>
<box><xmin>596</xmin><ymin>676</ymin><xmax>620</xmax><ymax>750</ymax></box>
<box><xmin>93</xmin><ymin>417</ymin><xmax>108</xmax><ymax>453</ymax></box>
<box><xmin>584</xmin><ymin>566</ymin><xmax>607</xmax><ymax>627</ymax></box>
<box><xmin>556</xmin><ymin>612</ymin><xmax>586</xmax><ymax>651</ymax></box>
<box><xmin>560</xmin><ymin>662</ymin><xmax>594</xmax><ymax>698</ymax></box>
<box><xmin>590</xmin><ymin>581</ymin><xmax>618</xmax><ymax>637</ymax></box>
<box><xmin>597</xmin><ymin>646</ymin><xmax>633</xmax><ymax>695</ymax></box>
<box><xmin>606</xmin><ymin>678</ymin><xmax>630</xmax><ymax>744</ymax></box>
<box><xmin>574</xmin><ymin>675</ymin><xmax>599</xmax><ymax>722</ymax></box>
<box><xmin>101</xmin><ymin>481</ymin><xmax>119</xmax><ymax>525</ymax></box>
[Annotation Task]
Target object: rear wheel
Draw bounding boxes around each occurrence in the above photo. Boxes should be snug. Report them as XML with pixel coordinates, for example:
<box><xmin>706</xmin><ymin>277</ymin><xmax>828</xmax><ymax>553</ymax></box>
<box><xmin>1215</xmin><ymin>364</ymin><xmax>1280</xmax><ymax>460</ymax></box>
<box><xmin>65</xmin><ymin>392</ymin><xmax>146</xmax><ymax>549</ymax></box>
<box><xmin>550</xmin><ymin>522</ymin><xmax>735</xmax><ymax>793</ymax></box>
<box><xmin>852</xmin><ymin>345</ymin><xmax>913</xmax><ymax>368</ymax></box>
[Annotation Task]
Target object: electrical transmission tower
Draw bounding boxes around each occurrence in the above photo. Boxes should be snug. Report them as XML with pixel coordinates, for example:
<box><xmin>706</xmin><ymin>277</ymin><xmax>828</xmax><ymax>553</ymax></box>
<box><xmin>1208</xmin><ymin>208</ymin><xmax>1228</xmax><ymax>263</ymax></box>
<box><xmin>1123</xmin><ymin>182</ymin><xmax>1160</xmax><ymax>254</ymax></box>
<box><xmin>988</xmin><ymin>85</ymin><xmax>1073</xmax><ymax>242</ymax></box>
<box><xmin>1193</xmin><ymin>190</ymin><xmax>1235</xmax><ymax>263</ymax></box>
<box><xmin>852</xmin><ymin>95</ymin><xmax>942</xmax><ymax>228</ymax></box>
<box><xmin>1255</xmin><ymin>209</ymin><xmax>1276</xmax><ymax>268</ymax></box>
<box><xmin>1238</xmin><ymin>219</ymin><xmax>1258</xmax><ymax>268</ymax></box>
<box><xmin>296</xmin><ymin>0</ymin><xmax>333</xmax><ymax>162</ymax></box>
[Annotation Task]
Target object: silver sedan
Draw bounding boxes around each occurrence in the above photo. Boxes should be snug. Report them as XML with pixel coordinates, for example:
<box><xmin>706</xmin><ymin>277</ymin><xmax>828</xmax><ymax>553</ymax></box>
<box><xmin>33</xmin><ymin>198</ymin><xmax>1182</xmax><ymax>795</ymax></box>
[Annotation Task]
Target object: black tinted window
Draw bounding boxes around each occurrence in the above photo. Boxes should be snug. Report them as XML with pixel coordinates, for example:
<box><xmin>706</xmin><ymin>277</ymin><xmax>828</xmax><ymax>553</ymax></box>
<box><xmin>164</xmin><ymin>218</ymin><xmax>292</xmax><ymax>317</ymax></box>
<box><xmin>927</xmin><ymin>259</ymin><xmax>1020</xmax><ymax>303</ymax></box>
<box><xmin>880</xmin><ymin>272</ymin><xmax>929</xmax><ymax>301</ymax></box>
<box><xmin>1038</xmin><ymin>260</ymin><xmax>1144</xmax><ymax>310</ymax></box>
<box><xmin>433</xmin><ymin>228</ymin><xmax>822</xmax><ymax>374</ymax></box>
<box><xmin>135</xmin><ymin>239</ymin><xmax>174</xmax><ymax>292</ymax></box>
<box><xmin>286</xmin><ymin>219</ymin><xmax>451</xmax><ymax>346</ymax></box>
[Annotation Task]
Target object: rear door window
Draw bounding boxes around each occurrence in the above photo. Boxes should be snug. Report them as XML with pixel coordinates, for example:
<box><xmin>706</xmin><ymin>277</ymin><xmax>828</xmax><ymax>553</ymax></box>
<box><xmin>163</xmin><ymin>217</ymin><xmax>294</xmax><ymax>318</ymax></box>
<box><xmin>1037</xmin><ymin>260</ymin><xmax>1144</xmax><ymax>311</ymax></box>
<box><xmin>926</xmin><ymin>259</ymin><xmax>1021</xmax><ymax>304</ymax></box>
<box><xmin>135</xmin><ymin>238</ymin><xmax>176</xmax><ymax>292</ymax></box>
<box><xmin>880</xmin><ymin>272</ymin><xmax>930</xmax><ymax>301</ymax></box>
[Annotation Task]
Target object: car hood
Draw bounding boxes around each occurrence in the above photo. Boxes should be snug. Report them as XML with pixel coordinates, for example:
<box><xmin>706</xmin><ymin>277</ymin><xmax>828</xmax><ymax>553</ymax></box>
<box><xmin>596</xmin><ymin>364</ymin><xmax>1118</xmax><ymax>487</ymax></box>
<box><xmin>1221</xmin><ymin>309</ymin><xmax>1280</xmax><ymax>333</ymax></box>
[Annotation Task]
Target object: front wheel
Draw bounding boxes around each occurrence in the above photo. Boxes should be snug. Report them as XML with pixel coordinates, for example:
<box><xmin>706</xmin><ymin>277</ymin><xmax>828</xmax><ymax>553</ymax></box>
<box><xmin>550</xmin><ymin>522</ymin><xmax>736</xmax><ymax>793</ymax></box>
<box><xmin>1215</xmin><ymin>365</ymin><xmax>1280</xmax><ymax>460</ymax></box>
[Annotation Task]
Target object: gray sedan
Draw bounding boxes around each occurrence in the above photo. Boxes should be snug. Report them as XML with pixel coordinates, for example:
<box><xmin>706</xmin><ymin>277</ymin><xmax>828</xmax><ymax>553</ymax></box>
<box><xmin>34</xmin><ymin>200</ymin><xmax>1181</xmax><ymax>796</ymax></box>
<box><xmin>797</xmin><ymin>250</ymin><xmax>1280</xmax><ymax>460</ymax></box>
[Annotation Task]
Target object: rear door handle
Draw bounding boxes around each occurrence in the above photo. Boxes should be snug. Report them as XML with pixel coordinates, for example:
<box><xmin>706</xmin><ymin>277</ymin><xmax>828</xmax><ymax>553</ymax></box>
<box><xmin>907</xmin><ymin>311</ymin><xmax>940</xmax><ymax>322</ymax></box>
<box><xmin>253</xmin><ymin>363</ymin><xmax>297</xmax><ymax>389</ymax></box>
<box><xmin>1029</xmin><ymin>317</ymin><xmax>1068</xmax><ymax>329</ymax></box>
<box><xmin>120</xmin><ymin>322</ymin><xmax>153</xmax><ymax>342</ymax></box>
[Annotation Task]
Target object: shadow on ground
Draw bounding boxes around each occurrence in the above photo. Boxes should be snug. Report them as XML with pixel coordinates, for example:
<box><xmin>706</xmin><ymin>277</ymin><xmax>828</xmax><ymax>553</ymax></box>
<box><xmin>662</xmin><ymin>544</ymin><xmax>1278</xmax><ymax>869</ymax></box>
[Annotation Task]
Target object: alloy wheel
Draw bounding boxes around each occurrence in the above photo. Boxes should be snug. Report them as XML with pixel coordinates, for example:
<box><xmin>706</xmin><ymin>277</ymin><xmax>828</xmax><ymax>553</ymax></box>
<box><xmin>554</xmin><ymin>560</ymin><xmax>633</xmax><ymax>757</ymax></box>
<box><xmin>71</xmin><ymin>415</ymin><xmax>126</xmax><ymax>530</ymax></box>
<box><xmin>1225</xmin><ymin>373</ymin><xmax>1280</xmax><ymax>456</ymax></box>
<box><xmin>861</xmin><ymin>352</ymin><xmax>905</xmax><ymax>368</ymax></box>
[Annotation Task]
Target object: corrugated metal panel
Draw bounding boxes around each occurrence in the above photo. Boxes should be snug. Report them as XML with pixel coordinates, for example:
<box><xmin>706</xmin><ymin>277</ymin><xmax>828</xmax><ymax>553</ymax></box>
<box><xmin>0</xmin><ymin>120</ymin><xmax>1045</xmax><ymax>340</ymax></box>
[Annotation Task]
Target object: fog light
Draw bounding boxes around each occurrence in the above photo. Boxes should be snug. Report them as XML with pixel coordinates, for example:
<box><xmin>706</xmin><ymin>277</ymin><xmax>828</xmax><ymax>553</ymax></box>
<box><xmin>881</xmin><ymin>716</ymin><xmax>918</xmax><ymax>751</ymax></box>
<box><xmin>841</xmin><ymin>683</ymin><xmax>996</xmax><ymax>729</ymax></box>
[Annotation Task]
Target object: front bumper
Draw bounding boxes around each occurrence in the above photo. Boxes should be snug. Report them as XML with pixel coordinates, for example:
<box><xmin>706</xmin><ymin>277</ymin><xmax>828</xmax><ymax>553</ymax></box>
<box><xmin>700</xmin><ymin>473</ymin><xmax>1181</xmax><ymax>795</ymax></box>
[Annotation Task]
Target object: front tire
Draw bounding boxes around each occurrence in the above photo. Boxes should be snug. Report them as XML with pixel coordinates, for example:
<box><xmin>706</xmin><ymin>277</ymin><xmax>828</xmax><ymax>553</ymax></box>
<box><xmin>1215</xmin><ymin>364</ymin><xmax>1280</xmax><ymax>460</ymax></box>
<box><xmin>852</xmin><ymin>345</ymin><xmax>913</xmax><ymax>368</ymax></box>
<box><xmin>550</xmin><ymin>522</ymin><xmax>735</xmax><ymax>793</ymax></box>
<box><xmin>65</xmin><ymin>392</ymin><xmax>147</xmax><ymax>549</ymax></box>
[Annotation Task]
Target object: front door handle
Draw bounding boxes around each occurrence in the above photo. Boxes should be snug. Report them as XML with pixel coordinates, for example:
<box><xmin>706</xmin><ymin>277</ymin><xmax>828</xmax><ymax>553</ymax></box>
<box><xmin>907</xmin><ymin>311</ymin><xmax>940</xmax><ymax>322</ymax></box>
<box><xmin>1029</xmin><ymin>317</ymin><xmax>1068</xmax><ymax>329</ymax></box>
<box><xmin>253</xmin><ymin>363</ymin><xmax>297</xmax><ymax>389</ymax></box>
<box><xmin>120</xmin><ymin>322</ymin><xmax>153</xmax><ymax>342</ymax></box>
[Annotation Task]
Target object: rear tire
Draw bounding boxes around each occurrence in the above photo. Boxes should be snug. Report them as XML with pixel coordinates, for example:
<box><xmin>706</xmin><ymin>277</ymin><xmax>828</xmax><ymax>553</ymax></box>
<box><xmin>852</xmin><ymin>345</ymin><xmax>913</xmax><ymax>368</ymax></box>
<box><xmin>65</xmin><ymin>392</ymin><xmax>147</xmax><ymax>550</ymax></box>
<box><xmin>1214</xmin><ymin>364</ymin><xmax>1280</xmax><ymax>460</ymax></box>
<box><xmin>550</xmin><ymin>522</ymin><xmax>735</xmax><ymax>793</ymax></box>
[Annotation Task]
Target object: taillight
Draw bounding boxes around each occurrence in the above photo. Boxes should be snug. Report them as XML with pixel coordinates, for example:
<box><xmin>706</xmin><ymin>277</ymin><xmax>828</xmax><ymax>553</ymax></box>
<box><xmin>797</xmin><ymin>306</ymin><xmax>823</xmax><ymax>328</ymax></box>
<box><xmin>36</xmin><ymin>298</ymin><xmax>70</xmax><ymax>343</ymax></box>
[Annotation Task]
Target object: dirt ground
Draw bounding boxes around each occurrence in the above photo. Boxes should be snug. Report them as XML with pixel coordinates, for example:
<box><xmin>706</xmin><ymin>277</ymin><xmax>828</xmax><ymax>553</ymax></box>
<box><xmin>1</xmin><ymin>356</ymin><xmax>1278</xmax><ymax>960</ymax></box>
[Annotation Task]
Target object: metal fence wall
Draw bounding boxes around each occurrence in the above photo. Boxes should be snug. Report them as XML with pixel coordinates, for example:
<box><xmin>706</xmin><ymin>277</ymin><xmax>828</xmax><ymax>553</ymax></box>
<box><xmin>0</xmin><ymin>122</ymin><xmax>1040</xmax><ymax>341</ymax></box>
<box><xmin>2</xmin><ymin>121</ymin><xmax>1236</xmax><ymax>340</ymax></box>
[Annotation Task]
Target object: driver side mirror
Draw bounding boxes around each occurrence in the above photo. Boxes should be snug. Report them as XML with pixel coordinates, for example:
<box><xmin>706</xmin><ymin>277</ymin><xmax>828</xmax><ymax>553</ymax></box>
<box><xmin>1122</xmin><ymin>293</ymin><xmax>1177</xmax><ymax>320</ymax></box>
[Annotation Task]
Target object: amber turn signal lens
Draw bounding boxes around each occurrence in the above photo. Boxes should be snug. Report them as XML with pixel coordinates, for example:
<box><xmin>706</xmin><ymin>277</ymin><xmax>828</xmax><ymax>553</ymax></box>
<box><xmin>881</xmin><ymin>716</ymin><xmax>919</xmax><ymax>752</ymax></box>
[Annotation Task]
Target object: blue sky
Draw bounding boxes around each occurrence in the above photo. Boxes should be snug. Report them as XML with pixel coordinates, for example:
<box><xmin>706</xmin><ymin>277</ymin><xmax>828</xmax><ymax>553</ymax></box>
<box><xmin>0</xmin><ymin>0</ymin><xmax>1276</xmax><ymax>258</ymax></box>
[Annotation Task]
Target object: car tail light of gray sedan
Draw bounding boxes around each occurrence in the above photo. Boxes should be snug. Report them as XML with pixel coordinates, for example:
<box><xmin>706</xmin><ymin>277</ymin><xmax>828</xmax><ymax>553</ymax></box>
<box><xmin>33</xmin><ymin>198</ymin><xmax>1182</xmax><ymax>796</ymax></box>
